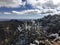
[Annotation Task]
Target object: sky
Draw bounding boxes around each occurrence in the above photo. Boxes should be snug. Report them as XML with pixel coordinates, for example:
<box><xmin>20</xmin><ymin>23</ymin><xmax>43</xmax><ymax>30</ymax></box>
<box><xmin>0</xmin><ymin>0</ymin><xmax>60</xmax><ymax>14</ymax></box>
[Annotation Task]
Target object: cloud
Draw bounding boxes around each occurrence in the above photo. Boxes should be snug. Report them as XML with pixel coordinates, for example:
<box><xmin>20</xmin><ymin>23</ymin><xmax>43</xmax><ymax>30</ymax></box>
<box><xmin>1</xmin><ymin>8</ymin><xmax>60</xmax><ymax>15</ymax></box>
<box><xmin>0</xmin><ymin>0</ymin><xmax>24</xmax><ymax>8</ymax></box>
<box><xmin>52</xmin><ymin>0</ymin><xmax>60</xmax><ymax>4</ymax></box>
<box><xmin>11</xmin><ymin>9</ymin><xmax>56</xmax><ymax>14</ymax></box>
<box><xmin>26</xmin><ymin>0</ymin><xmax>47</xmax><ymax>8</ymax></box>
<box><xmin>0</xmin><ymin>0</ymin><xmax>60</xmax><ymax>8</ymax></box>
<box><xmin>12</xmin><ymin>11</ymin><xmax>23</xmax><ymax>14</ymax></box>
<box><xmin>26</xmin><ymin>0</ymin><xmax>60</xmax><ymax>9</ymax></box>
<box><xmin>3</xmin><ymin>12</ymin><xmax>11</xmax><ymax>14</ymax></box>
<box><xmin>12</xmin><ymin>9</ymin><xmax>41</xmax><ymax>14</ymax></box>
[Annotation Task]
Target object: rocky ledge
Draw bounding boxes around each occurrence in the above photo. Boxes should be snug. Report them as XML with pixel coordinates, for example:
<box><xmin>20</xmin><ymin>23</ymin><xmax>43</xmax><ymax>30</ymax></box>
<box><xmin>0</xmin><ymin>14</ymin><xmax>60</xmax><ymax>45</ymax></box>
